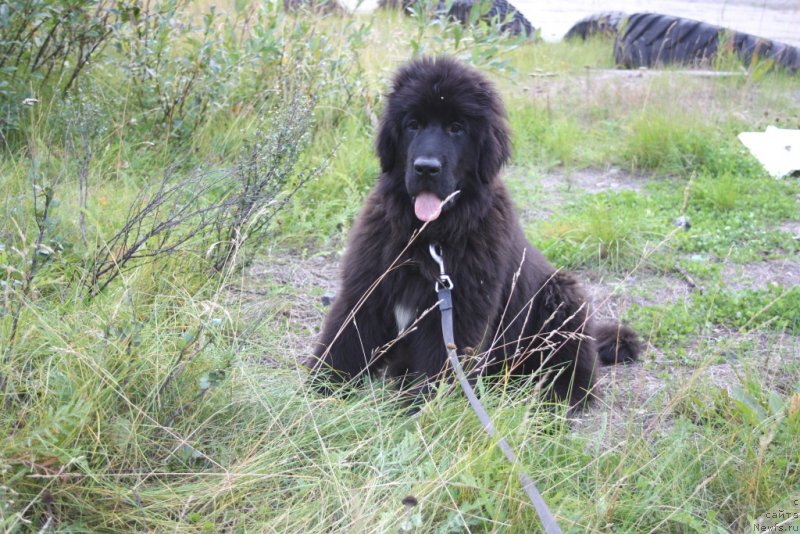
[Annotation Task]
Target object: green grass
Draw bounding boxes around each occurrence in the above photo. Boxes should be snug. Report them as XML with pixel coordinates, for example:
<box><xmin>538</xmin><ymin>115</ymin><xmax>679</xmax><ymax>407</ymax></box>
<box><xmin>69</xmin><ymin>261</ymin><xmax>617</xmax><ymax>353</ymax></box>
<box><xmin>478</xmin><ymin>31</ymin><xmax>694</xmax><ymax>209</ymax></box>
<box><xmin>2</xmin><ymin>3</ymin><xmax>800</xmax><ymax>532</ymax></box>
<box><xmin>621</xmin><ymin>113</ymin><xmax>716</xmax><ymax>174</ymax></box>
<box><xmin>528</xmin><ymin>190</ymin><xmax>664</xmax><ymax>271</ymax></box>
<box><xmin>517</xmin><ymin>151</ymin><xmax>799</xmax><ymax>272</ymax></box>
<box><xmin>629</xmin><ymin>284</ymin><xmax>800</xmax><ymax>348</ymax></box>
<box><xmin>285</xmin><ymin>112</ymin><xmax>379</xmax><ymax>242</ymax></box>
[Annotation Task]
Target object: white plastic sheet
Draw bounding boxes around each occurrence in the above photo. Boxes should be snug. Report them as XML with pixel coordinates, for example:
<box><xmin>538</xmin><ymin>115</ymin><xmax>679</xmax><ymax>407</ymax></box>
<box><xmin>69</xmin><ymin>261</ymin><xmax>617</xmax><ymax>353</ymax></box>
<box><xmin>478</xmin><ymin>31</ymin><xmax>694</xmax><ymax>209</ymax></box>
<box><xmin>738</xmin><ymin>126</ymin><xmax>800</xmax><ymax>179</ymax></box>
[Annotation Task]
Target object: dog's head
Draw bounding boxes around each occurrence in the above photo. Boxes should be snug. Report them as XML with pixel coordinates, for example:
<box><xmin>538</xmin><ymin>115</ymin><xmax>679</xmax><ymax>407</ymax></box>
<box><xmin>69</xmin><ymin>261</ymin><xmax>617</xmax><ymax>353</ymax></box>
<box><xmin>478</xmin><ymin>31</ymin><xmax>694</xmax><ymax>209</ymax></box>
<box><xmin>376</xmin><ymin>56</ymin><xmax>511</xmax><ymax>222</ymax></box>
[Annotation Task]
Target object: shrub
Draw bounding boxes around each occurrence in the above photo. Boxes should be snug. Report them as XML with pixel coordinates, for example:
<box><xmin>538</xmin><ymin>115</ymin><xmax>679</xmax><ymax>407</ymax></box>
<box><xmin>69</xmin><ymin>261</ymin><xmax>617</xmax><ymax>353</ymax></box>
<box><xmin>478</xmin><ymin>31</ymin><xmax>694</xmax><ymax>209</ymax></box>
<box><xmin>88</xmin><ymin>97</ymin><xmax>321</xmax><ymax>294</ymax></box>
<box><xmin>0</xmin><ymin>0</ymin><xmax>133</xmax><ymax>133</ymax></box>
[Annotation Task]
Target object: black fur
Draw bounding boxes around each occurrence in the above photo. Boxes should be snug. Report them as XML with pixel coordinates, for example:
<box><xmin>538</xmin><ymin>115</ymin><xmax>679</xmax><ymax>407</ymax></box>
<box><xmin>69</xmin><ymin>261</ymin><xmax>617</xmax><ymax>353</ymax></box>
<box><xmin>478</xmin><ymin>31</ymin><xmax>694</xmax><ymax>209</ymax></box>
<box><xmin>311</xmin><ymin>56</ymin><xmax>640</xmax><ymax>406</ymax></box>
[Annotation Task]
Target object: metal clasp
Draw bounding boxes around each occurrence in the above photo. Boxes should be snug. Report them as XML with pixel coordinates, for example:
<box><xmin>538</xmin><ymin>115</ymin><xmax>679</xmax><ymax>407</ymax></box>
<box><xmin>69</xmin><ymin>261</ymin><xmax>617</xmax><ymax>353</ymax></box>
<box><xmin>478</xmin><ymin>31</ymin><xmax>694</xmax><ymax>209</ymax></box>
<box><xmin>428</xmin><ymin>243</ymin><xmax>454</xmax><ymax>292</ymax></box>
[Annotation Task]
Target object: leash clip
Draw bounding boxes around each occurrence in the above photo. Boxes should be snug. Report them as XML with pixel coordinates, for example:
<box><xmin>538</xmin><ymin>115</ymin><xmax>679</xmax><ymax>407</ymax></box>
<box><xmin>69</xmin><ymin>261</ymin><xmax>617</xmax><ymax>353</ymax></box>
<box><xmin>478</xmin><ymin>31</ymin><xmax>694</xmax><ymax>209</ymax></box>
<box><xmin>428</xmin><ymin>243</ymin><xmax>454</xmax><ymax>292</ymax></box>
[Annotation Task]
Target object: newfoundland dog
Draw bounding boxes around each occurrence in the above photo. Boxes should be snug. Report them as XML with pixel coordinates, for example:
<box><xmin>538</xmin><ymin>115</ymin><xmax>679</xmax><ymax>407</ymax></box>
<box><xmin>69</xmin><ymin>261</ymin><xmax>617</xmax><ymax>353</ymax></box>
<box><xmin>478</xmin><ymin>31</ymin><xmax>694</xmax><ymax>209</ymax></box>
<box><xmin>311</xmin><ymin>56</ymin><xmax>640</xmax><ymax>406</ymax></box>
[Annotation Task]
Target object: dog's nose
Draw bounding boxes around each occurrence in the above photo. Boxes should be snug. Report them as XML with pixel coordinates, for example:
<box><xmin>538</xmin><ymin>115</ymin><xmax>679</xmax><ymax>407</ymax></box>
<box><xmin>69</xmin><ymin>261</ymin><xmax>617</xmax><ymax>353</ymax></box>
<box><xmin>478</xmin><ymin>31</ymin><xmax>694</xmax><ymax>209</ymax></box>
<box><xmin>414</xmin><ymin>157</ymin><xmax>441</xmax><ymax>177</ymax></box>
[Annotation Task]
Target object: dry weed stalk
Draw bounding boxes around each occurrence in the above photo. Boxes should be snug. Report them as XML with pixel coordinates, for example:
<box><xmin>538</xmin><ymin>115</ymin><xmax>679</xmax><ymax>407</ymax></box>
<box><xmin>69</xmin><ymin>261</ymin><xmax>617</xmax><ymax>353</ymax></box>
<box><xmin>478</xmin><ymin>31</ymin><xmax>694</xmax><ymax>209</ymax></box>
<box><xmin>88</xmin><ymin>98</ymin><xmax>320</xmax><ymax>296</ymax></box>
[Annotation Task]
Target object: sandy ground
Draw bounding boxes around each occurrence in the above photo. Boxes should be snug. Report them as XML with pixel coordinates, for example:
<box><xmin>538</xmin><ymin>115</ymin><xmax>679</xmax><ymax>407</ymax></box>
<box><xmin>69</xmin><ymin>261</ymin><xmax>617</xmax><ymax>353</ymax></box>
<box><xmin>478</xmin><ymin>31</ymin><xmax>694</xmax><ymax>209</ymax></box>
<box><xmin>347</xmin><ymin>0</ymin><xmax>800</xmax><ymax>46</ymax></box>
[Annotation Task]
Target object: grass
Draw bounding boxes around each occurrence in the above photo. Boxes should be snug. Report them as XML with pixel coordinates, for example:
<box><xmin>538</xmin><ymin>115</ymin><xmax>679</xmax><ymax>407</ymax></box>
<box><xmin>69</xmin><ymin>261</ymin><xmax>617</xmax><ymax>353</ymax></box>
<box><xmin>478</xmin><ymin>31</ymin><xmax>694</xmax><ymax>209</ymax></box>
<box><xmin>530</xmin><ymin>190</ymin><xmax>664</xmax><ymax>271</ymax></box>
<box><xmin>629</xmin><ymin>284</ymin><xmax>800</xmax><ymax>348</ymax></box>
<box><xmin>2</xmin><ymin>3</ymin><xmax>800</xmax><ymax>532</ymax></box>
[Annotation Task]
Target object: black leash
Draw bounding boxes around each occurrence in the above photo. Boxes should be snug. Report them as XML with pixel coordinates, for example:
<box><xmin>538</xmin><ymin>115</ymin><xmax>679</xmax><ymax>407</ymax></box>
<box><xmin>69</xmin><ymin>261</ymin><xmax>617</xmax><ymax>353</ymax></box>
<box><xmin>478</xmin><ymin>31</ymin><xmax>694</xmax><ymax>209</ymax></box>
<box><xmin>428</xmin><ymin>244</ymin><xmax>563</xmax><ymax>534</ymax></box>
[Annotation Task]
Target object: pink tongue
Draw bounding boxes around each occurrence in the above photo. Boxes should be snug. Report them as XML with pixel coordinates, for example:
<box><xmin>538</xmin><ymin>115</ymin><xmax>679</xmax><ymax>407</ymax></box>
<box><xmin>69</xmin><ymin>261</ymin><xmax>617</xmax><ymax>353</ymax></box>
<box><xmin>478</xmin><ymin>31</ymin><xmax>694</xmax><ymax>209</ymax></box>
<box><xmin>414</xmin><ymin>192</ymin><xmax>442</xmax><ymax>222</ymax></box>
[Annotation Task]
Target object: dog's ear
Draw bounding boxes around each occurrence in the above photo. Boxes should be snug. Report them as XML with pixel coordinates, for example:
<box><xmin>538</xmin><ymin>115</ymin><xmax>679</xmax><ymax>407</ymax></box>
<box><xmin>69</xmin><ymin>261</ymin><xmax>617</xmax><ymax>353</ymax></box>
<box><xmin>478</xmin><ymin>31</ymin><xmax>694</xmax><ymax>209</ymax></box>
<box><xmin>376</xmin><ymin>116</ymin><xmax>398</xmax><ymax>173</ymax></box>
<box><xmin>475</xmin><ymin>118</ymin><xmax>511</xmax><ymax>184</ymax></box>
<box><xmin>377</xmin><ymin>64</ymin><xmax>418</xmax><ymax>174</ymax></box>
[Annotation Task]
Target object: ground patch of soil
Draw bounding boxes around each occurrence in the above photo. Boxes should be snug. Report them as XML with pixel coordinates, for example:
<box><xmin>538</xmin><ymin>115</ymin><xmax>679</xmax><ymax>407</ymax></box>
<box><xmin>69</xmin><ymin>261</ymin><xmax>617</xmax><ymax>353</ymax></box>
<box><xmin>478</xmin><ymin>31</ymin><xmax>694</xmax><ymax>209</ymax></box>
<box><xmin>578</xmin><ymin>269</ymin><xmax>692</xmax><ymax>323</ymax></box>
<box><xmin>780</xmin><ymin>220</ymin><xmax>800</xmax><ymax>240</ymax></box>
<box><xmin>574</xmin><ymin>329</ymin><xmax>800</xmax><ymax>446</ymax></box>
<box><xmin>540</xmin><ymin>166</ymin><xmax>646</xmax><ymax>194</ymax></box>
<box><xmin>228</xmin><ymin>251</ymin><xmax>339</xmax><ymax>366</ymax></box>
<box><xmin>721</xmin><ymin>258</ymin><xmax>800</xmax><ymax>291</ymax></box>
<box><xmin>509</xmin><ymin>166</ymin><xmax>647</xmax><ymax>222</ymax></box>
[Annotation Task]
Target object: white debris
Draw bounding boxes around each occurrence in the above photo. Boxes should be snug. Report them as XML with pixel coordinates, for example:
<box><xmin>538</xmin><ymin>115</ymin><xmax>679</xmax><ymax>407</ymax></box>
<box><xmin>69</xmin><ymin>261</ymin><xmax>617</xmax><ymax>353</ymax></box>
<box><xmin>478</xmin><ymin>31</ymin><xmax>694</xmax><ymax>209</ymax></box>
<box><xmin>738</xmin><ymin>126</ymin><xmax>800</xmax><ymax>179</ymax></box>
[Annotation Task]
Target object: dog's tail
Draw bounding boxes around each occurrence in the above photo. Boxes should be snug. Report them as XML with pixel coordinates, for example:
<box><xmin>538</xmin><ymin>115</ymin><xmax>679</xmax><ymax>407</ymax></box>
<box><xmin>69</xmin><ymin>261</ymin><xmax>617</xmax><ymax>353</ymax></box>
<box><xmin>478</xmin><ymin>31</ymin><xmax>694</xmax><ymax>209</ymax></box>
<box><xmin>594</xmin><ymin>322</ymin><xmax>642</xmax><ymax>365</ymax></box>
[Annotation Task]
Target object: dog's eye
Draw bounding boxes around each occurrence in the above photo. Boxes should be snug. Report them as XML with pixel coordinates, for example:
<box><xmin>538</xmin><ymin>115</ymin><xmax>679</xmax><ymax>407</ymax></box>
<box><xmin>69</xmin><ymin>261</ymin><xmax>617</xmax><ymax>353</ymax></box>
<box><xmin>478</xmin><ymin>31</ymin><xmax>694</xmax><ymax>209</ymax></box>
<box><xmin>407</xmin><ymin>119</ymin><xmax>420</xmax><ymax>131</ymax></box>
<box><xmin>448</xmin><ymin>122</ymin><xmax>464</xmax><ymax>134</ymax></box>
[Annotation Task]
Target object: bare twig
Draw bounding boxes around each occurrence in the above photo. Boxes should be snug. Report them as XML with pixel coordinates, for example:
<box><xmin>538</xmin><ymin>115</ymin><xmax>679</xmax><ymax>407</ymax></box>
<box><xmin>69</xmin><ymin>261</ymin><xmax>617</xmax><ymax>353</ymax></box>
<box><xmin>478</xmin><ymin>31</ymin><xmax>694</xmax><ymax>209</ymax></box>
<box><xmin>88</xmin><ymin>97</ymin><xmax>322</xmax><ymax>295</ymax></box>
<box><xmin>674</xmin><ymin>264</ymin><xmax>705</xmax><ymax>294</ymax></box>
<box><xmin>78</xmin><ymin>150</ymin><xmax>90</xmax><ymax>247</ymax></box>
<box><xmin>157</xmin><ymin>333</ymin><xmax>211</xmax><ymax>398</ymax></box>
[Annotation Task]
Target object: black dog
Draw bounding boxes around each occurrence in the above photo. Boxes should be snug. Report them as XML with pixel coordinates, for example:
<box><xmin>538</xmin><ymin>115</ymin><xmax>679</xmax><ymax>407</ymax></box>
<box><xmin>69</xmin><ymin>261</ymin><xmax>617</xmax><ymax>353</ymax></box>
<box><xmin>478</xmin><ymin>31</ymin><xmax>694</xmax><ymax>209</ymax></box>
<box><xmin>311</xmin><ymin>56</ymin><xmax>640</xmax><ymax>406</ymax></box>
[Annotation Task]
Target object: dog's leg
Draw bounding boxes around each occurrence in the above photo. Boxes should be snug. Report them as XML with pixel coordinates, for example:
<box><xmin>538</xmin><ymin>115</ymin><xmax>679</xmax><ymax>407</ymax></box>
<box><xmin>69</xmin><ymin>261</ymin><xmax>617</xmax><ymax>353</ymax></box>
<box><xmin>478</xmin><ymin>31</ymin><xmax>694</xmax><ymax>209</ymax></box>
<box><xmin>508</xmin><ymin>272</ymin><xmax>600</xmax><ymax>408</ymax></box>
<box><xmin>390</xmin><ymin>315</ymin><xmax>447</xmax><ymax>401</ymax></box>
<box><xmin>310</xmin><ymin>296</ymin><xmax>391</xmax><ymax>394</ymax></box>
<box><xmin>547</xmin><ymin>334</ymin><xmax>598</xmax><ymax>408</ymax></box>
